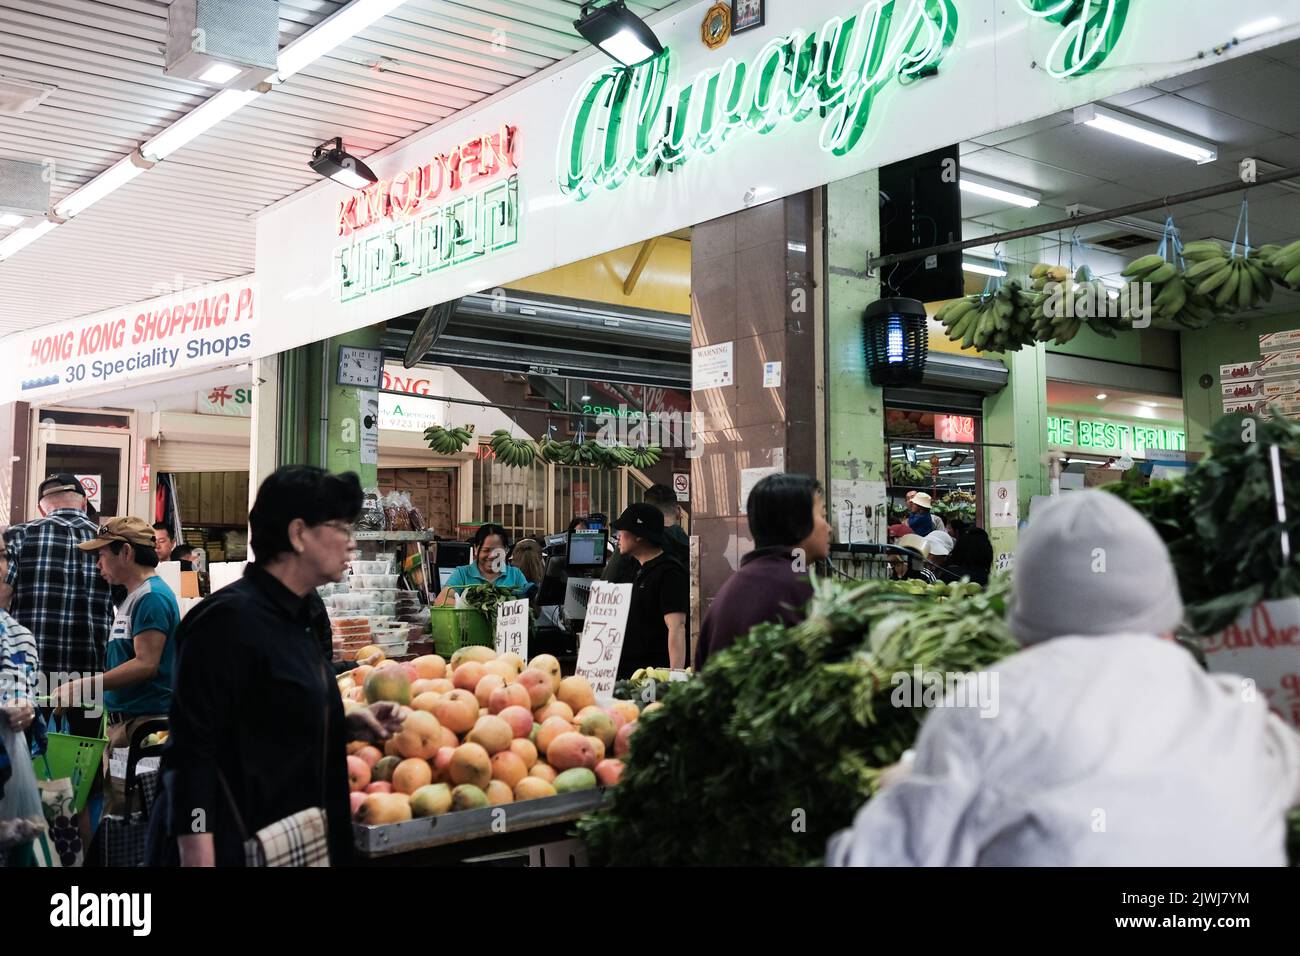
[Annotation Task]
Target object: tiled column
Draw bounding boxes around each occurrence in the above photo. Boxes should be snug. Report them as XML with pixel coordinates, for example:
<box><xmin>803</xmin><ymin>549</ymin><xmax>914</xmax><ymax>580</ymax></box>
<box><xmin>690</xmin><ymin>194</ymin><xmax>819</xmax><ymax>620</ymax></box>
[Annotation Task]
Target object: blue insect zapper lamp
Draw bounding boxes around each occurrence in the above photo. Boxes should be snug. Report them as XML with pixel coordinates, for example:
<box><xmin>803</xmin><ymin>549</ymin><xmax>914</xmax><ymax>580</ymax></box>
<box><xmin>863</xmin><ymin>297</ymin><xmax>928</xmax><ymax>386</ymax></box>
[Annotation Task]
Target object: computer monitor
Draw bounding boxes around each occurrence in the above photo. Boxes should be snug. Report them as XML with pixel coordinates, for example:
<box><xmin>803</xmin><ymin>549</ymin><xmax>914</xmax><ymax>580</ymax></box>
<box><xmin>566</xmin><ymin>530</ymin><xmax>608</xmax><ymax>570</ymax></box>
<box><xmin>435</xmin><ymin>541</ymin><xmax>471</xmax><ymax>572</ymax></box>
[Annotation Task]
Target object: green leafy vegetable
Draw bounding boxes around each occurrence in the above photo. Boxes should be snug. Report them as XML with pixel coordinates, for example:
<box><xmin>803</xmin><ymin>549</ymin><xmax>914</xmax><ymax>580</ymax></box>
<box><xmin>458</xmin><ymin>582</ymin><xmax>520</xmax><ymax>634</ymax></box>
<box><xmin>1104</xmin><ymin>410</ymin><xmax>1300</xmax><ymax>634</ymax></box>
<box><xmin>577</xmin><ymin>576</ymin><xmax>1018</xmax><ymax>867</ymax></box>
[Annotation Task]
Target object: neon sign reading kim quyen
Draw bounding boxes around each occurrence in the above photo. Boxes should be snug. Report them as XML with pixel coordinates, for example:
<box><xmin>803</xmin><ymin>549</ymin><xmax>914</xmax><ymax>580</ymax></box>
<box><xmin>558</xmin><ymin>0</ymin><xmax>959</xmax><ymax>200</ymax></box>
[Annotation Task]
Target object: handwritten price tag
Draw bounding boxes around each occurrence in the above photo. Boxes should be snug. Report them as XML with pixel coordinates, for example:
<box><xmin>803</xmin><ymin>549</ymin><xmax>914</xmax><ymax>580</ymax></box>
<box><xmin>577</xmin><ymin>582</ymin><xmax>632</xmax><ymax>701</ymax></box>
<box><xmin>494</xmin><ymin>599</ymin><xmax>530</xmax><ymax>660</ymax></box>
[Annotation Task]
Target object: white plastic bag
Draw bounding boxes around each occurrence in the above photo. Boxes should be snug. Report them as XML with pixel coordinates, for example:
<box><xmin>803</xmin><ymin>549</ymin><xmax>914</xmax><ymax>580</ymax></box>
<box><xmin>0</xmin><ymin>724</ymin><xmax>44</xmax><ymax>848</ymax></box>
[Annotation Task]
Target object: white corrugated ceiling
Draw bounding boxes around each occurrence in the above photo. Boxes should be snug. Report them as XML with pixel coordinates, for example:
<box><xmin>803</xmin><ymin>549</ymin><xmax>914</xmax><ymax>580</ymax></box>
<box><xmin>0</xmin><ymin>0</ymin><xmax>677</xmax><ymax>331</ymax></box>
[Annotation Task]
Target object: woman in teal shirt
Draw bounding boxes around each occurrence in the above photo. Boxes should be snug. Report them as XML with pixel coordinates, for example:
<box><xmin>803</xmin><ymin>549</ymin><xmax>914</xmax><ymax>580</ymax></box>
<box><xmin>436</xmin><ymin>524</ymin><xmax>528</xmax><ymax>605</ymax></box>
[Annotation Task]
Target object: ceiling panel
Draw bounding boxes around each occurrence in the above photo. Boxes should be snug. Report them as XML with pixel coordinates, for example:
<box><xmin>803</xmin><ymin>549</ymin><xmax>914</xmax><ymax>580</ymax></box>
<box><xmin>1176</xmin><ymin>62</ymin><xmax>1300</xmax><ymax>136</ymax></box>
<box><xmin>0</xmin><ymin>0</ymin><xmax>680</xmax><ymax>329</ymax></box>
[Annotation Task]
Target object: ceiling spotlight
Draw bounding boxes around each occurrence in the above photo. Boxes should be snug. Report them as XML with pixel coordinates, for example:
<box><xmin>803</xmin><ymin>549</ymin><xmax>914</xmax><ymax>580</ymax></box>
<box><xmin>310</xmin><ymin>137</ymin><xmax>379</xmax><ymax>189</ymax></box>
<box><xmin>1096</xmin><ymin>393</ymin><xmax>1108</xmax><ymax>400</ymax></box>
<box><xmin>199</xmin><ymin>62</ymin><xmax>243</xmax><ymax>85</ymax></box>
<box><xmin>574</xmin><ymin>0</ymin><xmax>664</xmax><ymax>67</ymax></box>
<box><xmin>581</xmin><ymin>394</ymin><xmax>591</xmax><ymax>401</ymax></box>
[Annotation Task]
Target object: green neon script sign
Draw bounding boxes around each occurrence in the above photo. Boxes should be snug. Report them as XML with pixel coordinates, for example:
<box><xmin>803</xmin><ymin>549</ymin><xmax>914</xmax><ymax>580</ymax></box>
<box><xmin>558</xmin><ymin>0</ymin><xmax>959</xmax><ymax>200</ymax></box>
<box><xmin>558</xmin><ymin>0</ymin><xmax>1133</xmax><ymax>201</ymax></box>
<box><xmin>1017</xmin><ymin>0</ymin><xmax>1130</xmax><ymax>78</ymax></box>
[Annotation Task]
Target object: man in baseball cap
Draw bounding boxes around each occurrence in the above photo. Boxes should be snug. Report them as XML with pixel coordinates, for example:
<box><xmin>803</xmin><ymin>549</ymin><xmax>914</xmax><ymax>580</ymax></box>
<box><xmin>610</xmin><ymin>503</ymin><xmax>687</xmax><ymax>679</ymax></box>
<box><xmin>68</xmin><ymin>516</ymin><xmax>180</xmax><ymax>816</ymax></box>
<box><xmin>36</xmin><ymin>473</ymin><xmax>89</xmax><ymax>500</ymax></box>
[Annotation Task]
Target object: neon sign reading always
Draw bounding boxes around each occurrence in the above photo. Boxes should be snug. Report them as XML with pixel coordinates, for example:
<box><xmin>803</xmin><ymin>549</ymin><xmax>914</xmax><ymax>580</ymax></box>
<box><xmin>558</xmin><ymin>0</ymin><xmax>1134</xmax><ymax>200</ymax></box>
<box><xmin>559</xmin><ymin>0</ymin><xmax>959</xmax><ymax>200</ymax></box>
<box><xmin>1016</xmin><ymin>0</ymin><xmax>1129</xmax><ymax>78</ymax></box>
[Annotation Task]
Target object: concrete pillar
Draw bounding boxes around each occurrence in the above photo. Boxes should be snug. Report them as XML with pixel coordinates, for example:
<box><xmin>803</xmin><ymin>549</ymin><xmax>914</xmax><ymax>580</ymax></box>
<box><xmin>689</xmin><ymin>193</ymin><xmax>820</xmax><ymax>617</ymax></box>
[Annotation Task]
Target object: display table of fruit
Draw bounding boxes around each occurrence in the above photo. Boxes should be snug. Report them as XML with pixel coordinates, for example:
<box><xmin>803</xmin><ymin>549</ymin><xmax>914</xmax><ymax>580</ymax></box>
<box><xmin>340</xmin><ymin>646</ymin><xmax>647</xmax><ymax>860</ymax></box>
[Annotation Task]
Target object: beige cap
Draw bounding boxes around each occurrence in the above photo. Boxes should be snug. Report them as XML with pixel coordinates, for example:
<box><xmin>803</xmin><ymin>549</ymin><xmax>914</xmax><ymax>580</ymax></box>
<box><xmin>77</xmin><ymin>516</ymin><xmax>157</xmax><ymax>551</ymax></box>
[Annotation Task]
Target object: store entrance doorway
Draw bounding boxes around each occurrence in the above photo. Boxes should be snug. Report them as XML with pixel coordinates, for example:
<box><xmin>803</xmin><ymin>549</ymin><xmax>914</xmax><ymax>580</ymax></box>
<box><xmin>30</xmin><ymin>423</ymin><xmax>131</xmax><ymax>519</ymax></box>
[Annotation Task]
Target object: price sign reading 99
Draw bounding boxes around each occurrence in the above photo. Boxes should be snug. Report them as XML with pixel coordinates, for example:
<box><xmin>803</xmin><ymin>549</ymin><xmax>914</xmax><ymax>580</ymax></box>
<box><xmin>577</xmin><ymin>582</ymin><xmax>632</xmax><ymax>701</ymax></box>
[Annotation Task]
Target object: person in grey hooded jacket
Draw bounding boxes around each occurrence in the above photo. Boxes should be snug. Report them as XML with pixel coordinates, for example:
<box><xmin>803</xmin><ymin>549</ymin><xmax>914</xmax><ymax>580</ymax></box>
<box><xmin>827</xmin><ymin>490</ymin><xmax>1300</xmax><ymax>867</ymax></box>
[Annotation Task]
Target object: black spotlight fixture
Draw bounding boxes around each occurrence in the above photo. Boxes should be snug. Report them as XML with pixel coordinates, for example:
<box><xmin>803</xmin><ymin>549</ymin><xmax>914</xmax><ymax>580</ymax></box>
<box><xmin>574</xmin><ymin>0</ymin><xmax>664</xmax><ymax>67</ymax></box>
<box><xmin>310</xmin><ymin>137</ymin><xmax>378</xmax><ymax>189</ymax></box>
<box><xmin>863</xmin><ymin>297</ymin><xmax>928</xmax><ymax>387</ymax></box>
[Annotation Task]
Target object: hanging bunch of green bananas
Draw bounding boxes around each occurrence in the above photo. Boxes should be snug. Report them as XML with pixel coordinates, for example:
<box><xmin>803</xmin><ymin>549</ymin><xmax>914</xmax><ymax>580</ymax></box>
<box><xmin>424</xmin><ymin>424</ymin><xmax>474</xmax><ymax>454</ymax></box>
<box><xmin>630</xmin><ymin>443</ymin><xmax>662</xmax><ymax>470</ymax></box>
<box><xmin>1114</xmin><ymin>252</ymin><xmax>1205</xmax><ymax>329</ymax></box>
<box><xmin>890</xmin><ymin>459</ymin><xmax>931</xmax><ymax>486</ymax></box>
<box><xmin>1029</xmin><ymin>263</ymin><xmax>1071</xmax><ymax>291</ymax></box>
<box><xmin>936</xmin><ymin>280</ymin><xmax>1038</xmax><ymax>353</ymax></box>
<box><xmin>1260</xmin><ymin>240</ymin><xmax>1300</xmax><ymax>291</ymax></box>
<box><xmin>595</xmin><ymin>442</ymin><xmax>636</xmax><ymax>469</ymax></box>
<box><xmin>489</xmin><ymin>429</ymin><xmax>537</xmax><ymax>468</ymax></box>
<box><xmin>1182</xmin><ymin>240</ymin><xmax>1274</xmax><ymax>313</ymax></box>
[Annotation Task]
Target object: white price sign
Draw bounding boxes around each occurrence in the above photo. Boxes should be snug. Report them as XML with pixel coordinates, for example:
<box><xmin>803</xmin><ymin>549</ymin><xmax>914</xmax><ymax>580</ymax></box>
<box><xmin>494</xmin><ymin>599</ymin><xmax>529</xmax><ymax>659</ymax></box>
<box><xmin>576</xmin><ymin>582</ymin><xmax>632</xmax><ymax>701</ymax></box>
<box><xmin>1205</xmin><ymin>598</ymin><xmax>1300</xmax><ymax>731</ymax></box>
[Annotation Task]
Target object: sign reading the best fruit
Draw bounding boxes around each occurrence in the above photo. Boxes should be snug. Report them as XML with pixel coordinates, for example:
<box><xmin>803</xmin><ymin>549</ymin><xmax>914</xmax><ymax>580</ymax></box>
<box><xmin>577</xmin><ymin>582</ymin><xmax>632</xmax><ymax>701</ymax></box>
<box><xmin>494</xmin><ymin>599</ymin><xmax>529</xmax><ymax>660</ymax></box>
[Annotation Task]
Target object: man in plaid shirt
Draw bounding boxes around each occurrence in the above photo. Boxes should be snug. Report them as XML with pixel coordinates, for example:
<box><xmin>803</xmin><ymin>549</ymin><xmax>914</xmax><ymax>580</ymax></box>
<box><xmin>0</xmin><ymin>474</ymin><xmax>114</xmax><ymax>736</ymax></box>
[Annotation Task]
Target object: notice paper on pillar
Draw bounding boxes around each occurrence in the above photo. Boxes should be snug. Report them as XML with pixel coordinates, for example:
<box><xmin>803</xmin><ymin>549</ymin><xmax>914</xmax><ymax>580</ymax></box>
<box><xmin>360</xmin><ymin>391</ymin><xmax>379</xmax><ymax>465</ymax></box>
<box><xmin>1204</xmin><ymin>598</ymin><xmax>1300</xmax><ymax>731</ymax></box>
<box><xmin>989</xmin><ymin>480</ymin><xmax>1018</xmax><ymax>528</ymax></box>
<box><xmin>576</xmin><ymin>582</ymin><xmax>632</xmax><ymax>701</ymax></box>
<box><xmin>739</xmin><ymin>466</ymin><xmax>781</xmax><ymax>515</ymax></box>
<box><xmin>692</xmin><ymin>341</ymin><xmax>733</xmax><ymax>390</ymax></box>
<box><xmin>830</xmin><ymin>478</ymin><xmax>887</xmax><ymax>544</ymax></box>
<box><xmin>494</xmin><ymin>599</ymin><xmax>529</xmax><ymax>660</ymax></box>
<box><xmin>75</xmin><ymin>475</ymin><xmax>102</xmax><ymax>511</ymax></box>
<box><xmin>763</xmin><ymin>361</ymin><xmax>782</xmax><ymax>388</ymax></box>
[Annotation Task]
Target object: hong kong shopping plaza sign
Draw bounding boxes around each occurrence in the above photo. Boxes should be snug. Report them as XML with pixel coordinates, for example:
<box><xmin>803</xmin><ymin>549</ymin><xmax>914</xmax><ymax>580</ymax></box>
<box><xmin>332</xmin><ymin>125</ymin><xmax>520</xmax><ymax>302</ymax></box>
<box><xmin>253</xmin><ymin>0</ymin><xmax>1294</xmax><ymax>362</ymax></box>
<box><xmin>0</xmin><ymin>277</ymin><xmax>258</xmax><ymax>404</ymax></box>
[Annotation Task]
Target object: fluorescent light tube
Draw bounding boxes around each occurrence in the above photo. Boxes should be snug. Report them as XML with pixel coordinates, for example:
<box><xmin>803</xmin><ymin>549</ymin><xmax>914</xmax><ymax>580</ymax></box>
<box><xmin>0</xmin><ymin>219</ymin><xmax>58</xmax><ymax>261</ymax></box>
<box><xmin>0</xmin><ymin>213</ymin><xmax>24</xmax><ymax>227</ymax></box>
<box><xmin>53</xmin><ymin>155</ymin><xmax>149</xmax><ymax>219</ymax></box>
<box><xmin>1074</xmin><ymin>104</ymin><xmax>1218</xmax><ymax>164</ymax></box>
<box><xmin>199</xmin><ymin>62</ymin><xmax>243</xmax><ymax>85</ymax></box>
<box><xmin>142</xmin><ymin>89</ymin><xmax>260</xmax><ymax>161</ymax></box>
<box><xmin>141</xmin><ymin>88</ymin><xmax>260</xmax><ymax>161</ymax></box>
<box><xmin>960</xmin><ymin>173</ymin><xmax>1041</xmax><ymax>209</ymax></box>
<box><xmin>963</xmin><ymin>261</ymin><xmax>1008</xmax><ymax>278</ymax></box>
<box><xmin>276</xmin><ymin>0</ymin><xmax>409</xmax><ymax>81</ymax></box>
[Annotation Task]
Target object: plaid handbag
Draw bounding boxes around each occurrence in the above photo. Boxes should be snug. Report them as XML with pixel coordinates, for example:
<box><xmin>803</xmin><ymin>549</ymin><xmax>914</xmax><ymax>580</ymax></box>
<box><xmin>217</xmin><ymin>659</ymin><xmax>332</xmax><ymax>868</ymax></box>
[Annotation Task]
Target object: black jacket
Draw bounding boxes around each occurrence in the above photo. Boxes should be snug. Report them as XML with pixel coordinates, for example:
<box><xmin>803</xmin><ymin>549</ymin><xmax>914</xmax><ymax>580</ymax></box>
<box><xmin>161</xmin><ymin>564</ymin><xmax>351</xmax><ymax>866</ymax></box>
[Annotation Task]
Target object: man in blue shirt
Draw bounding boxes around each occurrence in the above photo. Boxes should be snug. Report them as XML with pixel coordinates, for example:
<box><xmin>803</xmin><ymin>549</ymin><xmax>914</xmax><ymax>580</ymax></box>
<box><xmin>55</xmin><ymin>516</ymin><xmax>180</xmax><ymax>815</ymax></box>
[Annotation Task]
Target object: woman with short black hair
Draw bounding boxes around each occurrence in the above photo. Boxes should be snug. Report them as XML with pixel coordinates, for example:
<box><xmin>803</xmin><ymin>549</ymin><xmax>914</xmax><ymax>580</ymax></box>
<box><xmin>694</xmin><ymin>474</ymin><xmax>832</xmax><ymax>670</ymax></box>
<box><xmin>161</xmin><ymin>466</ymin><xmax>402</xmax><ymax>867</ymax></box>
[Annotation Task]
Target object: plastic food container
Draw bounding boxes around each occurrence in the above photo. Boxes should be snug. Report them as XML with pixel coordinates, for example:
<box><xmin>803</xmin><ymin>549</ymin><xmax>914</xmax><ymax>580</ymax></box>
<box><xmin>350</xmin><ymin>559</ymin><xmax>394</xmax><ymax>575</ymax></box>
<box><xmin>354</xmin><ymin>574</ymin><xmax>400</xmax><ymax>589</ymax></box>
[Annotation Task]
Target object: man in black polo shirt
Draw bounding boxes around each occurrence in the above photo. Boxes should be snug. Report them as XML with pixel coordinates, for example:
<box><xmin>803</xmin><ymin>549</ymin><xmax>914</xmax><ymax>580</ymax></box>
<box><xmin>610</xmin><ymin>504</ymin><xmax>689</xmax><ymax>679</ymax></box>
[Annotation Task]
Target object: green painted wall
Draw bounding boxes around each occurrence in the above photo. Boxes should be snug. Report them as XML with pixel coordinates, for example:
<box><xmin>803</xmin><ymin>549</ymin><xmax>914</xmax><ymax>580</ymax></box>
<box><xmin>826</xmin><ymin>172</ymin><xmax>885</xmax><ymax>487</ymax></box>
<box><xmin>983</xmin><ymin>346</ymin><xmax>1049</xmax><ymax>562</ymax></box>
<box><xmin>285</xmin><ymin>329</ymin><xmax>383</xmax><ymax>485</ymax></box>
<box><xmin>1181</xmin><ymin>308</ymin><xmax>1300</xmax><ymax>456</ymax></box>
<box><xmin>325</xmin><ymin>328</ymin><xmax>383</xmax><ymax>487</ymax></box>
<box><xmin>1047</xmin><ymin>325</ymin><xmax>1181</xmax><ymax>369</ymax></box>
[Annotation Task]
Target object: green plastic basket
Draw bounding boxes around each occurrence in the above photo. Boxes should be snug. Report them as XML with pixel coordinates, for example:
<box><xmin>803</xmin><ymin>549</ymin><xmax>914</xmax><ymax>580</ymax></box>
<box><xmin>36</xmin><ymin>718</ymin><xmax>109</xmax><ymax>814</ymax></box>
<box><xmin>430</xmin><ymin>607</ymin><xmax>493</xmax><ymax>658</ymax></box>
